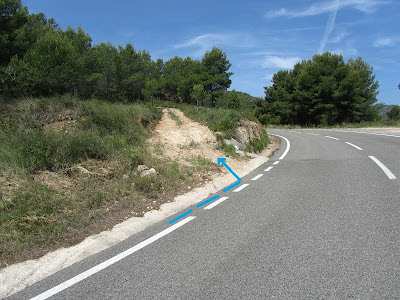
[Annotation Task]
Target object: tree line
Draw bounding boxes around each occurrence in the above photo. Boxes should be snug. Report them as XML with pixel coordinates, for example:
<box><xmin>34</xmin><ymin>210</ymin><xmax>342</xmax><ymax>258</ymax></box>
<box><xmin>255</xmin><ymin>52</ymin><xmax>381</xmax><ymax>126</ymax></box>
<box><xmin>0</xmin><ymin>0</ymin><xmax>234</xmax><ymax>105</ymax></box>
<box><xmin>2</xmin><ymin>0</ymin><xmax>390</xmax><ymax>126</ymax></box>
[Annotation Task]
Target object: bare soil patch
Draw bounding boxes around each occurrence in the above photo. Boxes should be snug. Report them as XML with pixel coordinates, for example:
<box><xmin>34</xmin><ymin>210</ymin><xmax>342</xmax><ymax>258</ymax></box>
<box><xmin>148</xmin><ymin>108</ymin><xmax>249</xmax><ymax>173</ymax></box>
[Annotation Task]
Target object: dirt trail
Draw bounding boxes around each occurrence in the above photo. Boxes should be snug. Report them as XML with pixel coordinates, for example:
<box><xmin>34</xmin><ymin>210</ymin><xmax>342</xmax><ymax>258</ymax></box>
<box><xmin>148</xmin><ymin>108</ymin><xmax>249</xmax><ymax>174</ymax></box>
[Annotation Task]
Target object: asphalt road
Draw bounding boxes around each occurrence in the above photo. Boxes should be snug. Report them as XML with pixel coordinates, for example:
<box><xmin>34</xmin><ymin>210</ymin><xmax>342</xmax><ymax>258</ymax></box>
<box><xmin>9</xmin><ymin>129</ymin><xmax>400</xmax><ymax>299</ymax></box>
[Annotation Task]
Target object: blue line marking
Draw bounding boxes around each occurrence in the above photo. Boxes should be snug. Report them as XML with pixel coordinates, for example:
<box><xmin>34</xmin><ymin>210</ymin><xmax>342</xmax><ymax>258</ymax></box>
<box><xmin>168</xmin><ymin>210</ymin><xmax>193</xmax><ymax>224</ymax></box>
<box><xmin>222</xmin><ymin>180</ymin><xmax>241</xmax><ymax>192</ymax></box>
<box><xmin>222</xmin><ymin>161</ymin><xmax>241</xmax><ymax>181</ymax></box>
<box><xmin>196</xmin><ymin>195</ymin><xmax>220</xmax><ymax>208</ymax></box>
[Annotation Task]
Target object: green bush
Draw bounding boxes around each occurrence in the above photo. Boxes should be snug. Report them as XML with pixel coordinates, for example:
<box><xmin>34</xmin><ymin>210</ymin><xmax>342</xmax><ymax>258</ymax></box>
<box><xmin>246</xmin><ymin>132</ymin><xmax>269</xmax><ymax>153</ymax></box>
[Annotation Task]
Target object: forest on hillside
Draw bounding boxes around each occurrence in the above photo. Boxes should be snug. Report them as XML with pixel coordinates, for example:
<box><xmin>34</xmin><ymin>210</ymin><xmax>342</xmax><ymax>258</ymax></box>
<box><xmin>1</xmin><ymin>0</ymin><xmax>399</xmax><ymax>125</ymax></box>
<box><xmin>0</xmin><ymin>0</ymin><xmax>239</xmax><ymax>107</ymax></box>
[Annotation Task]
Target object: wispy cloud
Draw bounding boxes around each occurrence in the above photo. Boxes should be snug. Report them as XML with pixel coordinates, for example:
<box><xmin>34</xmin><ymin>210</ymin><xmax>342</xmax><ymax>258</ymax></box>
<box><xmin>331</xmin><ymin>45</ymin><xmax>358</xmax><ymax>56</ymax></box>
<box><xmin>266</xmin><ymin>0</ymin><xmax>389</xmax><ymax>18</ymax></box>
<box><xmin>330</xmin><ymin>31</ymin><xmax>350</xmax><ymax>43</ymax></box>
<box><xmin>173</xmin><ymin>33</ymin><xmax>254</xmax><ymax>57</ymax></box>
<box><xmin>373</xmin><ymin>37</ymin><xmax>399</xmax><ymax>47</ymax></box>
<box><xmin>263</xmin><ymin>56</ymin><xmax>301</xmax><ymax>69</ymax></box>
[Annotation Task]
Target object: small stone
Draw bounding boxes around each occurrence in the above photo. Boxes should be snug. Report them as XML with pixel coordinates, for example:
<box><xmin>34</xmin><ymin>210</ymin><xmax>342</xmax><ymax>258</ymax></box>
<box><xmin>137</xmin><ymin>165</ymin><xmax>149</xmax><ymax>172</ymax></box>
<box><xmin>140</xmin><ymin>168</ymin><xmax>156</xmax><ymax>177</ymax></box>
<box><xmin>122</xmin><ymin>174</ymin><xmax>129</xmax><ymax>179</ymax></box>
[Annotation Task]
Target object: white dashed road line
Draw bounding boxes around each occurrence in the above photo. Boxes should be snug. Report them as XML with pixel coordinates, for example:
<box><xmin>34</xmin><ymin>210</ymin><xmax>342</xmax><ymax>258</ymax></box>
<box><xmin>345</xmin><ymin>142</ymin><xmax>363</xmax><ymax>151</ymax></box>
<box><xmin>369</xmin><ymin>156</ymin><xmax>397</xmax><ymax>180</ymax></box>
<box><xmin>325</xmin><ymin>135</ymin><xmax>340</xmax><ymax>140</ymax></box>
<box><xmin>265</xmin><ymin>166</ymin><xmax>273</xmax><ymax>172</ymax></box>
<box><xmin>204</xmin><ymin>197</ymin><xmax>229</xmax><ymax>210</ymax></box>
<box><xmin>233</xmin><ymin>184</ymin><xmax>249</xmax><ymax>192</ymax></box>
<box><xmin>251</xmin><ymin>174</ymin><xmax>263</xmax><ymax>181</ymax></box>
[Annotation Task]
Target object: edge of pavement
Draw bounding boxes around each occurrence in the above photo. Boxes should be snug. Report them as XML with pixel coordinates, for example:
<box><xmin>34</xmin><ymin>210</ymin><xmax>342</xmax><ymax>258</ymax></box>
<box><xmin>0</xmin><ymin>142</ymin><xmax>279</xmax><ymax>299</ymax></box>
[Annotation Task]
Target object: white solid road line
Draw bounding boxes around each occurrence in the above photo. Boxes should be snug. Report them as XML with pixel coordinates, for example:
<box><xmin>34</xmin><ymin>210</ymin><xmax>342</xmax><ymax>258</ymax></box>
<box><xmin>265</xmin><ymin>166</ymin><xmax>273</xmax><ymax>172</ymax></box>
<box><xmin>272</xmin><ymin>134</ymin><xmax>291</xmax><ymax>160</ymax></box>
<box><xmin>273</xmin><ymin>161</ymin><xmax>280</xmax><ymax>165</ymax></box>
<box><xmin>345</xmin><ymin>142</ymin><xmax>363</xmax><ymax>151</ymax></box>
<box><xmin>325</xmin><ymin>135</ymin><xmax>340</xmax><ymax>140</ymax></box>
<box><xmin>30</xmin><ymin>216</ymin><xmax>196</xmax><ymax>300</ymax></box>
<box><xmin>204</xmin><ymin>197</ymin><xmax>229</xmax><ymax>210</ymax></box>
<box><xmin>233</xmin><ymin>184</ymin><xmax>249</xmax><ymax>192</ymax></box>
<box><xmin>251</xmin><ymin>174</ymin><xmax>264</xmax><ymax>181</ymax></box>
<box><xmin>369</xmin><ymin>156</ymin><xmax>397</xmax><ymax>180</ymax></box>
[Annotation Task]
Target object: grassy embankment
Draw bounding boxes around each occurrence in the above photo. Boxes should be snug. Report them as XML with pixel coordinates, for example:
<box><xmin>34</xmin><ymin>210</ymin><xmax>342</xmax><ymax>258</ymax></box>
<box><xmin>0</xmin><ymin>96</ymin><xmax>213</xmax><ymax>267</ymax></box>
<box><xmin>0</xmin><ymin>97</ymin><xmax>271</xmax><ymax>268</ymax></box>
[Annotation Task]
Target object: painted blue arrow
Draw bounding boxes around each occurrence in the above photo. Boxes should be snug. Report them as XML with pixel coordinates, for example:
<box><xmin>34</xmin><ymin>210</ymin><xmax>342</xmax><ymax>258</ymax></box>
<box><xmin>218</xmin><ymin>157</ymin><xmax>241</xmax><ymax>192</ymax></box>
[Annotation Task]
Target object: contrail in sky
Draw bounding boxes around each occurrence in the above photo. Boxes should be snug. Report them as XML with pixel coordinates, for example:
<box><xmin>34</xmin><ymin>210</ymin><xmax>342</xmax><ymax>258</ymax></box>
<box><xmin>319</xmin><ymin>8</ymin><xmax>338</xmax><ymax>53</ymax></box>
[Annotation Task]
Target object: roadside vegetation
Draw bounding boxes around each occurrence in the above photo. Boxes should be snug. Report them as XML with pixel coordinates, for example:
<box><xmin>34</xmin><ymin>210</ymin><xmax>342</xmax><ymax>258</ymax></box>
<box><xmin>0</xmin><ymin>96</ymin><xmax>198</xmax><ymax>267</ymax></box>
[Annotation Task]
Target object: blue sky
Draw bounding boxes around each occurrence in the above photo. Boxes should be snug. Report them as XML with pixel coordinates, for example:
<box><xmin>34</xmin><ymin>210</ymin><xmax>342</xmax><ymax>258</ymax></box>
<box><xmin>23</xmin><ymin>0</ymin><xmax>400</xmax><ymax>105</ymax></box>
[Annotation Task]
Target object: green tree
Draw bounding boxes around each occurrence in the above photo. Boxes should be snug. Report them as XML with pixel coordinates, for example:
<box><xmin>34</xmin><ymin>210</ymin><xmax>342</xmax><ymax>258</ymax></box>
<box><xmin>191</xmin><ymin>84</ymin><xmax>206</xmax><ymax>106</ymax></box>
<box><xmin>225</xmin><ymin>90</ymin><xmax>242</xmax><ymax>109</ymax></box>
<box><xmin>142</xmin><ymin>79</ymin><xmax>159</xmax><ymax>105</ymax></box>
<box><xmin>8</xmin><ymin>30</ymin><xmax>78</xmax><ymax>96</ymax></box>
<box><xmin>387</xmin><ymin>105</ymin><xmax>400</xmax><ymax>120</ymax></box>
<box><xmin>0</xmin><ymin>0</ymin><xmax>28</xmax><ymax>66</ymax></box>
<box><xmin>91</xmin><ymin>42</ymin><xmax>120</xmax><ymax>101</ymax></box>
<box><xmin>201</xmin><ymin>47</ymin><xmax>233</xmax><ymax>106</ymax></box>
<box><xmin>262</xmin><ymin>52</ymin><xmax>379</xmax><ymax>125</ymax></box>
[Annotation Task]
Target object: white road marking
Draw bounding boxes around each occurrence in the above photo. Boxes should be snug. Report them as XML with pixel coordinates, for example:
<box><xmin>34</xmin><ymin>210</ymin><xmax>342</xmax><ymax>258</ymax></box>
<box><xmin>30</xmin><ymin>216</ymin><xmax>196</xmax><ymax>300</ymax></box>
<box><xmin>251</xmin><ymin>174</ymin><xmax>264</xmax><ymax>181</ymax></box>
<box><xmin>273</xmin><ymin>161</ymin><xmax>280</xmax><ymax>165</ymax></box>
<box><xmin>325</xmin><ymin>135</ymin><xmax>340</xmax><ymax>140</ymax></box>
<box><xmin>265</xmin><ymin>166</ymin><xmax>273</xmax><ymax>172</ymax></box>
<box><xmin>369</xmin><ymin>156</ymin><xmax>397</xmax><ymax>180</ymax></box>
<box><xmin>345</xmin><ymin>142</ymin><xmax>363</xmax><ymax>151</ymax></box>
<box><xmin>233</xmin><ymin>184</ymin><xmax>249</xmax><ymax>192</ymax></box>
<box><xmin>306</xmin><ymin>132</ymin><xmax>320</xmax><ymax>136</ymax></box>
<box><xmin>204</xmin><ymin>197</ymin><xmax>229</xmax><ymax>210</ymax></box>
<box><xmin>272</xmin><ymin>134</ymin><xmax>291</xmax><ymax>160</ymax></box>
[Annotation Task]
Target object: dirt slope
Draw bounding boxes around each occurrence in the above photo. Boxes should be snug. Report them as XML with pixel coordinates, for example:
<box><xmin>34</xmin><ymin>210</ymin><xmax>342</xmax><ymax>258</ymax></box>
<box><xmin>148</xmin><ymin>108</ymin><xmax>249</xmax><ymax>174</ymax></box>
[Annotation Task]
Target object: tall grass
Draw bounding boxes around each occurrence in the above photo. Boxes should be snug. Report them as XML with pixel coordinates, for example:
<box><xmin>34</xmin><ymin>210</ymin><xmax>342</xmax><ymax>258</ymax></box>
<box><xmin>176</xmin><ymin>104</ymin><xmax>256</xmax><ymax>132</ymax></box>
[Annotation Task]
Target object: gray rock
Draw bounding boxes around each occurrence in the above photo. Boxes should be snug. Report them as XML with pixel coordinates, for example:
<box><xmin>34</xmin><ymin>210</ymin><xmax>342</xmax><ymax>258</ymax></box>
<box><xmin>224</xmin><ymin>138</ymin><xmax>246</xmax><ymax>150</ymax></box>
<box><xmin>140</xmin><ymin>168</ymin><xmax>156</xmax><ymax>177</ymax></box>
<box><xmin>137</xmin><ymin>165</ymin><xmax>149</xmax><ymax>172</ymax></box>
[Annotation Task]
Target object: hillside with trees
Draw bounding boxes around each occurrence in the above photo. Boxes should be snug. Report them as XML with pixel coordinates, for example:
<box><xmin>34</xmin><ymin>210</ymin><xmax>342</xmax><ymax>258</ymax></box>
<box><xmin>0</xmin><ymin>1</ymin><xmax>234</xmax><ymax>105</ymax></box>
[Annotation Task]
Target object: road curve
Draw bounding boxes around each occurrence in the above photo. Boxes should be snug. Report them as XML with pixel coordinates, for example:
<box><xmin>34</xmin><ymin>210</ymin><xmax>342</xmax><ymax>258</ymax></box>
<box><xmin>8</xmin><ymin>129</ymin><xmax>400</xmax><ymax>299</ymax></box>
